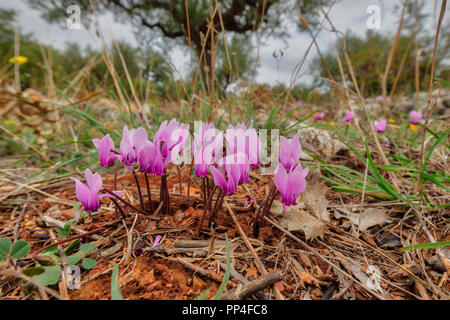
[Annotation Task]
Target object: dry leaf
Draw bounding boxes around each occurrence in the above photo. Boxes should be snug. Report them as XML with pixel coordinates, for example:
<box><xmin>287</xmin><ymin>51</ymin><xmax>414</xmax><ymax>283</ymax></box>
<box><xmin>278</xmin><ymin>170</ymin><xmax>330</xmax><ymax>240</ymax></box>
<box><xmin>334</xmin><ymin>207</ymin><xmax>389</xmax><ymax>232</ymax></box>
<box><xmin>279</xmin><ymin>207</ymin><xmax>327</xmax><ymax>240</ymax></box>
<box><xmin>299</xmin><ymin>170</ymin><xmax>330</xmax><ymax>223</ymax></box>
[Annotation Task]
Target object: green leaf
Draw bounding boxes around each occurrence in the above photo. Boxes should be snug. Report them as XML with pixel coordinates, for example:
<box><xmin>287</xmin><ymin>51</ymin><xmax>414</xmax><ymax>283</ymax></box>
<box><xmin>10</xmin><ymin>240</ymin><xmax>31</xmax><ymax>259</ymax></box>
<box><xmin>35</xmin><ymin>265</ymin><xmax>62</xmax><ymax>286</ymax></box>
<box><xmin>0</xmin><ymin>255</ymin><xmax>6</xmax><ymax>262</ymax></box>
<box><xmin>64</xmin><ymin>239</ymin><xmax>80</xmax><ymax>255</ymax></box>
<box><xmin>214</xmin><ymin>234</ymin><xmax>230</xmax><ymax>300</ymax></box>
<box><xmin>0</xmin><ymin>237</ymin><xmax>12</xmax><ymax>255</ymax></box>
<box><xmin>400</xmin><ymin>241</ymin><xmax>450</xmax><ymax>252</ymax></box>
<box><xmin>80</xmin><ymin>243</ymin><xmax>97</xmax><ymax>253</ymax></box>
<box><xmin>66</xmin><ymin>254</ymin><xmax>82</xmax><ymax>265</ymax></box>
<box><xmin>111</xmin><ymin>264</ymin><xmax>123</xmax><ymax>300</ymax></box>
<box><xmin>40</xmin><ymin>245</ymin><xmax>58</xmax><ymax>254</ymax></box>
<box><xmin>23</xmin><ymin>266</ymin><xmax>45</xmax><ymax>277</ymax></box>
<box><xmin>82</xmin><ymin>258</ymin><xmax>97</xmax><ymax>270</ymax></box>
<box><xmin>197</xmin><ymin>289</ymin><xmax>210</xmax><ymax>300</ymax></box>
<box><xmin>56</xmin><ymin>227</ymin><xmax>70</xmax><ymax>237</ymax></box>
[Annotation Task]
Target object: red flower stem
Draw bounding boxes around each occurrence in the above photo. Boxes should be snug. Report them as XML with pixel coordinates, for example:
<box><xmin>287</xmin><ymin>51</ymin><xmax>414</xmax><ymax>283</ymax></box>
<box><xmin>110</xmin><ymin>197</ymin><xmax>127</xmax><ymax>220</ymax></box>
<box><xmin>196</xmin><ymin>185</ymin><xmax>218</xmax><ymax>237</ymax></box>
<box><xmin>144</xmin><ymin>172</ymin><xmax>152</xmax><ymax>212</ymax></box>
<box><xmin>253</xmin><ymin>183</ymin><xmax>276</xmax><ymax>237</ymax></box>
<box><xmin>132</xmin><ymin>170</ymin><xmax>145</xmax><ymax>211</ymax></box>
<box><xmin>176</xmin><ymin>165</ymin><xmax>182</xmax><ymax>196</ymax></box>
<box><xmin>261</xmin><ymin>186</ymin><xmax>278</xmax><ymax>225</ymax></box>
<box><xmin>209</xmin><ymin>189</ymin><xmax>224</xmax><ymax>225</ymax></box>
<box><xmin>187</xmin><ymin>163</ymin><xmax>193</xmax><ymax>197</ymax></box>
<box><xmin>165</xmin><ymin>174</ymin><xmax>171</xmax><ymax>214</ymax></box>
<box><xmin>113</xmin><ymin>159</ymin><xmax>119</xmax><ymax>216</ymax></box>
<box><xmin>201</xmin><ymin>177</ymin><xmax>207</xmax><ymax>206</ymax></box>
<box><xmin>103</xmin><ymin>188</ymin><xmax>157</xmax><ymax>218</ymax></box>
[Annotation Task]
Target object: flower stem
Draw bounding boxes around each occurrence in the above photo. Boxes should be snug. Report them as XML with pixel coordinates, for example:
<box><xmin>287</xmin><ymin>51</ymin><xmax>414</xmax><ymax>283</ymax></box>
<box><xmin>103</xmin><ymin>188</ymin><xmax>157</xmax><ymax>218</ymax></box>
<box><xmin>113</xmin><ymin>159</ymin><xmax>119</xmax><ymax>216</ymax></box>
<box><xmin>132</xmin><ymin>170</ymin><xmax>145</xmax><ymax>211</ymax></box>
<box><xmin>196</xmin><ymin>185</ymin><xmax>218</xmax><ymax>237</ymax></box>
<box><xmin>209</xmin><ymin>189</ymin><xmax>224</xmax><ymax>226</ymax></box>
<box><xmin>144</xmin><ymin>172</ymin><xmax>152</xmax><ymax>212</ymax></box>
<box><xmin>176</xmin><ymin>165</ymin><xmax>182</xmax><ymax>196</ymax></box>
<box><xmin>110</xmin><ymin>197</ymin><xmax>127</xmax><ymax>220</ymax></box>
<box><xmin>253</xmin><ymin>183</ymin><xmax>276</xmax><ymax>238</ymax></box>
<box><xmin>187</xmin><ymin>163</ymin><xmax>193</xmax><ymax>197</ymax></box>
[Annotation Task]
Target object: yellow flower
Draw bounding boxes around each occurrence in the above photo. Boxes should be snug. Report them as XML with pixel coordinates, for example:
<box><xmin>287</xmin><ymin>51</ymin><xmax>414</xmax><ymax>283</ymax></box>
<box><xmin>329</xmin><ymin>121</ymin><xmax>336</xmax><ymax>126</ymax></box>
<box><xmin>9</xmin><ymin>56</ymin><xmax>28</xmax><ymax>65</ymax></box>
<box><xmin>4</xmin><ymin>119</ymin><xmax>15</xmax><ymax>125</ymax></box>
<box><xmin>409</xmin><ymin>124</ymin><xmax>419</xmax><ymax>131</ymax></box>
<box><xmin>388</xmin><ymin>118</ymin><xmax>396</xmax><ymax>124</ymax></box>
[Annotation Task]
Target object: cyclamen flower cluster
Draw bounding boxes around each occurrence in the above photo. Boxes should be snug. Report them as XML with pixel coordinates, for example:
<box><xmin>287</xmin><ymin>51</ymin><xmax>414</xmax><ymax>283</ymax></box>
<box><xmin>74</xmin><ymin>119</ymin><xmax>189</xmax><ymax>216</ymax></box>
<box><xmin>72</xmin><ymin>119</ymin><xmax>310</xmax><ymax>233</ymax></box>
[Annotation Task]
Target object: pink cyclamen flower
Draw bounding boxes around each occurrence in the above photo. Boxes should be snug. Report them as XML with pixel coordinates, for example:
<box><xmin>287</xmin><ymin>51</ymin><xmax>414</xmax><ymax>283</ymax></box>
<box><xmin>120</xmin><ymin>125</ymin><xmax>148</xmax><ymax>170</ymax></box>
<box><xmin>138</xmin><ymin>140</ymin><xmax>172</xmax><ymax>176</ymax></box>
<box><xmin>210</xmin><ymin>162</ymin><xmax>242</xmax><ymax>195</ymax></box>
<box><xmin>409</xmin><ymin>111</ymin><xmax>422</xmax><ymax>124</ymax></box>
<box><xmin>274</xmin><ymin>163</ymin><xmax>309</xmax><ymax>211</ymax></box>
<box><xmin>290</xmin><ymin>100</ymin><xmax>303</xmax><ymax>110</ymax></box>
<box><xmin>93</xmin><ymin>134</ymin><xmax>118</xmax><ymax>167</ymax></box>
<box><xmin>280</xmin><ymin>134</ymin><xmax>301</xmax><ymax>171</ymax></box>
<box><xmin>193</xmin><ymin>123</ymin><xmax>222</xmax><ymax>177</ymax></box>
<box><xmin>344</xmin><ymin>110</ymin><xmax>354</xmax><ymax>122</ymax></box>
<box><xmin>71</xmin><ymin>169</ymin><xmax>122</xmax><ymax>215</ymax></box>
<box><xmin>154</xmin><ymin>119</ymin><xmax>189</xmax><ymax>160</ymax></box>
<box><xmin>373</xmin><ymin>119</ymin><xmax>387</xmax><ymax>133</ymax></box>
<box><xmin>313</xmin><ymin>112</ymin><xmax>325</xmax><ymax>120</ymax></box>
<box><xmin>226</xmin><ymin>122</ymin><xmax>259</xmax><ymax>167</ymax></box>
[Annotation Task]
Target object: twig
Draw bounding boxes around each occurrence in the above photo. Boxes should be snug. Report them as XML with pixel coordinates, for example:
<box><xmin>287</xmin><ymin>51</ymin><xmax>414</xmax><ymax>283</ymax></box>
<box><xmin>30</xmin><ymin>227</ymin><xmax>107</xmax><ymax>255</ymax></box>
<box><xmin>220</xmin><ymin>271</ymin><xmax>282</xmax><ymax>300</ymax></box>
<box><xmin>224</xmin><ymin>201</ymin><xmax>284</xmax><ymax>300</ymax></box>
<box><xmin>176</xmin><ymin>257</ymin><xmax>224</xmax><ymax>284</ymax></box>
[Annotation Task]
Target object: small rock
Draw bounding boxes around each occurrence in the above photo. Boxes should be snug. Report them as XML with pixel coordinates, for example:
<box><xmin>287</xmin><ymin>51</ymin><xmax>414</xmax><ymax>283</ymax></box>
<box><xmin>33</xmin><ymin>231</ymin><xmax>49</xmax><ymax>239</ymax></box>
<box><xmin>297</xmin><ymin>127</ymin><xmax>349</xmax><ymax>159</ymax></box>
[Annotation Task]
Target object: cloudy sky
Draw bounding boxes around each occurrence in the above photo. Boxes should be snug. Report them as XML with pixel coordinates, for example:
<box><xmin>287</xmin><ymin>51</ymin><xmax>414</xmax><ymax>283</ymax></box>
<box><xmin>0</xmin><ymin>0</ymin><xmax>443</xmax><ymax>86</ymax></box>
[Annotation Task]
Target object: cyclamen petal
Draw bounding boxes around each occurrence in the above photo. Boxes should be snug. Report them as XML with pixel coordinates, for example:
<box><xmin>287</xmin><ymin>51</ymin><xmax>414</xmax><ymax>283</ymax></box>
<box><xmin>373</xmin><ymin>119</ymin><xmax>387</xmax><ymax>133</ymax></box>
<box><xmin>210</xmin><ymin>166</ymin><xmax>228</xmax><ymax>193</ymax></box>
<box><xmin>409</xmin><ymin>111</ymin><xmax>422</xmax><ymax>124</ymax></box>
<box><xmin>313</xmin><ymin>112</ymin><xmax>325</xmax><ymax>120</ymax></box>
<box><xmin>84</xmin><ymin>169</ymin><xmax>102</xmax><ymax>194</ymax></box>
<box><xmin>344</xmin><ymin>110</ymin><xmax>354</xmax><ymax>122</ymax></box>
<box><xmin>274</xmin><ymin>163</ymin><xmax>308</xmax><ymax>211</ymax></box>
<box><xmin>279</xmin><ymin>134</ymin><xmax>301</xmax><ymax>171</ymax></box>
<box><xmin>120</xmin><ymin>125</ymin><xmax>149</xmax><ymax>169</ymax></box>
<box><xmin>93</xmin><ymin>134</ymin><xmax>117</xmax><ymax>167</ymax></box>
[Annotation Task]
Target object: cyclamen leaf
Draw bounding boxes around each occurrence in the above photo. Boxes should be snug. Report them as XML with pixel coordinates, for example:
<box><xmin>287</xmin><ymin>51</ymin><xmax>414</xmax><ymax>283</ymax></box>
<box><xmin>23</xmin><ymin>266</ymin><xmax>45</xmax><ymax>277</ymax></box>
<box><xmin>35</xmin><ymin>265</ymin><xmax>62</xmax><ymax>286</ymax></box>
<box><xmin>10</xmin><ymin>240</ymin><xmax>31</xmax><ymax>259</ymax></box>
<box><xmin>0</xmin><ymin>237</ymin><xmax>12</xmax><ymax>255</ymax></box>
<box><xmin>80</xmin><ymin>243</ymin><xmax>97</xmax><ymax>253</ymax></box>
<box><xmin>66</xmin><ymin>254</ymin><xmax>82</xmax><ymax>265</ymax></box>
<box><xmin>82</xmin><ymin>258</ymin><xmax>97</xmax><ymax>270</ymax></box>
